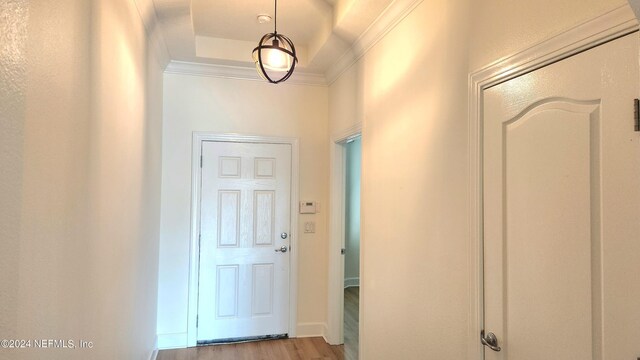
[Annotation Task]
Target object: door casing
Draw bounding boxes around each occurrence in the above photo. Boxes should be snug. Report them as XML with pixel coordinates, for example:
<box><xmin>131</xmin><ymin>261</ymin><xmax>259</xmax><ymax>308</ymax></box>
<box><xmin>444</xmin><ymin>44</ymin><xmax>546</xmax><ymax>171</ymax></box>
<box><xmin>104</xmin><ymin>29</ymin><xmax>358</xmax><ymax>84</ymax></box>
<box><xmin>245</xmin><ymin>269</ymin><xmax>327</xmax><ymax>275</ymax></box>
<box><xmin>187</xmin><ymin>133</ymin><xmax>300</xmax><ymax>347</ymax></box>
<box><xmin>467</xmin><ymin>5</ymin><xmax>639</xmax><ymax>359</ymax></box>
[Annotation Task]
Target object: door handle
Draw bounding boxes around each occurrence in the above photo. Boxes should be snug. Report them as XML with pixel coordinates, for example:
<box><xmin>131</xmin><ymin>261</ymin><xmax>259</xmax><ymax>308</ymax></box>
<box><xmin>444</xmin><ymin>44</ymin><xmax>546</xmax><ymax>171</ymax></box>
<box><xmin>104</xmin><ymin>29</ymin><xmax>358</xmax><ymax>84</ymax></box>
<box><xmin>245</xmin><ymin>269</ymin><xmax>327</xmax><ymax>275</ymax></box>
<box><xmin>481</xmin><ymin>330</ymin><xmax>501</xmax><ymax>352</ymax></box>
<box><xmin>275</xmin><ymin>245</ymin><xmax>288</xmax><ymax>253</ymax></box>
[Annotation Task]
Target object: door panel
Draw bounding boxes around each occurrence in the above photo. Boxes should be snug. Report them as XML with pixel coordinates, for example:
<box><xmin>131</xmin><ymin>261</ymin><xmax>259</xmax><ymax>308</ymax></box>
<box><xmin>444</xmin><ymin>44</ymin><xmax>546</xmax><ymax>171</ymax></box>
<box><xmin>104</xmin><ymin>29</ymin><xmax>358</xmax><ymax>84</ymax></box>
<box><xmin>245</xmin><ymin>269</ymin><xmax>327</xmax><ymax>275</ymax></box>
<box><xmin>198</xmin><ymin>141</ymin><xmax>292</xmax><ymax>342</ymax></box>
<box><xmin>252</xmin><ymin>264</ymin><xmax>274</xmax><ymax>316</ymax></box>
<box><xmin>483</xmin><ymin>34</ymin><xmax>640</xmax><ymax>359</ymax></box>
<box><xmin>218</xmin><ymin>191</ymin><xmax>240</xmax><ymax>247</ymax></box>
<box><xmin>216</xmin><ymin>265</ymin><xmax>239</xmax><ymax>318</ymax></box>
<box><xmin>254</xmin><ymin>191</ymin><xmax>275</xmax><ymax>246</ymax></box>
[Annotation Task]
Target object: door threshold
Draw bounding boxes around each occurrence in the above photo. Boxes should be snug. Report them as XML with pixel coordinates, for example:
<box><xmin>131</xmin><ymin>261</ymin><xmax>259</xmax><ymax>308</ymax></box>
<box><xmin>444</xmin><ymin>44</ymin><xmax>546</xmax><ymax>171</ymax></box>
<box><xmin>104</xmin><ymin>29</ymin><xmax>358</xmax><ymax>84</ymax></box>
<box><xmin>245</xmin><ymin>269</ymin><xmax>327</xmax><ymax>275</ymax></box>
<box><xmin>197</xmin><ymin>334</ymin><xmax>288</xmax><ymax>346</ymax></box>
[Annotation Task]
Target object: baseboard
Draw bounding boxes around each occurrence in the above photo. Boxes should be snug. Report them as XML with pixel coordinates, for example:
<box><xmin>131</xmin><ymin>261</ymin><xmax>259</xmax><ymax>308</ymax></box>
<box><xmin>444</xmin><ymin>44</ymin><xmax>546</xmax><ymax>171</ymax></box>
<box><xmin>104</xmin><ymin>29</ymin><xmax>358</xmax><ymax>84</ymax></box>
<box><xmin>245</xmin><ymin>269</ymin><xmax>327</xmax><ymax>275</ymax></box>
<box><xmin>157</xmin><ymin>332</ymin><xmax>188</xmax><ymax>350</ymax></box>
<box><xmin>295</xmin><ymin>322</ymin><xmax>328</xmax><ymax>338</ymax></box>
<box><xmin>344</xmin><ymin>277</ymin><xmax>360</xmax><ymax>288</ymax></box>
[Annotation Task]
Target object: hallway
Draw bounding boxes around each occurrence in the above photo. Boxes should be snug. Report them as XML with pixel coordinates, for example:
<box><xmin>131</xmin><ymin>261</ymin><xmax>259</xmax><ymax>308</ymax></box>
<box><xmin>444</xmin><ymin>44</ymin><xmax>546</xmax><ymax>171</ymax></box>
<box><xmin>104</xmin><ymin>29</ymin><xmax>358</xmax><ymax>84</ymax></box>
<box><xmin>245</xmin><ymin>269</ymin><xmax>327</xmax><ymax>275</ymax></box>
<box><xmin>4</xmin><ymin>1</ymin><xmax>640</xmax><ymax>360</ymax></box>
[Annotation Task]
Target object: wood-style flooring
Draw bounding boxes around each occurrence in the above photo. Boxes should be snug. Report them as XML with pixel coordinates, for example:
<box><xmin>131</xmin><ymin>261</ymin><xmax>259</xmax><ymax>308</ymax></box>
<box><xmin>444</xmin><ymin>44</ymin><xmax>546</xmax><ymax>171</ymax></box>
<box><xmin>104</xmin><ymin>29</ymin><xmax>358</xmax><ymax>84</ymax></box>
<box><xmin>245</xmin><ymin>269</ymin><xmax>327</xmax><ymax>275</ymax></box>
<box><xmin>343</xmin><ymin>286</ymin><xmax>359</xmax><ymax>360</ymax></box>
<box><xmin>157</xmin><ymin>337</ymin><xmax>343</xmax><ymax>360</ymax></box>
<box><xmin>157</xmin><ymin>287</ymin><xmax>360</xmax><ymax>360</ymax></box>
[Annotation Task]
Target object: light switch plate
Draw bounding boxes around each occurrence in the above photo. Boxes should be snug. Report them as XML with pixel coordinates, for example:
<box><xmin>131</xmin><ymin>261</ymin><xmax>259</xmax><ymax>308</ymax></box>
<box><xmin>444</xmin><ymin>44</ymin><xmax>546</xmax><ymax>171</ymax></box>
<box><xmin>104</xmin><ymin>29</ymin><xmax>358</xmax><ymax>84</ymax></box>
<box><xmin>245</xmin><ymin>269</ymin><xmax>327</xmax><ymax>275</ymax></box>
<box><xmin>304</xmin><ymin>221</ymin><xmax>316</xmax><ymax>233</ymax></box>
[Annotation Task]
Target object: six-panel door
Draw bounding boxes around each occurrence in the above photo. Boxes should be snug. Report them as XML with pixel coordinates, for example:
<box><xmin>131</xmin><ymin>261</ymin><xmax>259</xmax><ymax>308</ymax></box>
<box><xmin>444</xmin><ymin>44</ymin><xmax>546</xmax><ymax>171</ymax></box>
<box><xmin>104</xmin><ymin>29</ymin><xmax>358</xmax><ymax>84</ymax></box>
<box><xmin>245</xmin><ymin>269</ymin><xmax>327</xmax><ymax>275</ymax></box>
<box><xmin>197</xmin><ymin>141</ymin><xmax>292</xmax><ymax>342</ymax></box>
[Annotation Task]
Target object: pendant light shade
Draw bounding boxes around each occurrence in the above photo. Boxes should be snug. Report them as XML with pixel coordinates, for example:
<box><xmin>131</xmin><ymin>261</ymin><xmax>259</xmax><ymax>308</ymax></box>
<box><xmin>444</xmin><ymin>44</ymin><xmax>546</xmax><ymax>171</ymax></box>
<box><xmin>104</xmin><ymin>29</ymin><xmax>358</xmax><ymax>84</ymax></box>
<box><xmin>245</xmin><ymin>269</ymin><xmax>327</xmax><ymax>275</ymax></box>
<box><xmin>253</xmin><ymin>0</ymin><xmax>298</xmax><ymax>84</ymax></box>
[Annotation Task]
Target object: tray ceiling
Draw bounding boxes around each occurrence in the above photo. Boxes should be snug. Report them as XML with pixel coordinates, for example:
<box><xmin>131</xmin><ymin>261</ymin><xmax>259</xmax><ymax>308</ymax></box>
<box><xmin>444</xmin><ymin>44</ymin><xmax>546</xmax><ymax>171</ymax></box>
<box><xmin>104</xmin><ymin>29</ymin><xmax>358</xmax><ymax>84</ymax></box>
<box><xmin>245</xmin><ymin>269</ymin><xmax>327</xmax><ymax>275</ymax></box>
<box><xmin>152</xmin><ymin>0</ymin><xmax>395</xmax><ymax>75</ymax></box>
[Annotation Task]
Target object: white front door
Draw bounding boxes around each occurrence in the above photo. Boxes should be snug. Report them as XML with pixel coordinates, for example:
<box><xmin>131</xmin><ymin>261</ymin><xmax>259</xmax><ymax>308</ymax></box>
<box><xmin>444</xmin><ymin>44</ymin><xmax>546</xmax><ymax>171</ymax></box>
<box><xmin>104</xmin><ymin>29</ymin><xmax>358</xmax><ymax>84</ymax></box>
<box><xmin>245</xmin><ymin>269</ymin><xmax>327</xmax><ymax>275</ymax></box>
<box><xmin>483</xmin><ymin>34</ymin><xmax>640</xmax><ymax>359</ymax></box>
<box><xmin>197</xmin><ymin>141</ymin><xmax>292</xmax><ymax>342</ymax></box>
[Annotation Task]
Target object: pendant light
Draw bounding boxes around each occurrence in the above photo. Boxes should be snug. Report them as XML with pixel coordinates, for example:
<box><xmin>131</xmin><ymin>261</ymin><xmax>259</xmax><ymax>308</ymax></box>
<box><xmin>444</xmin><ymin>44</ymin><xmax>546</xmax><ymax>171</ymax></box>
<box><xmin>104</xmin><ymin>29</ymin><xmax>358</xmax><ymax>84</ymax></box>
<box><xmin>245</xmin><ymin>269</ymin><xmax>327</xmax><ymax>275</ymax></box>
<box><xmin>252</xmin><ymin>0</ymin><xmax>298</xmax><ymax>84</ymax></box>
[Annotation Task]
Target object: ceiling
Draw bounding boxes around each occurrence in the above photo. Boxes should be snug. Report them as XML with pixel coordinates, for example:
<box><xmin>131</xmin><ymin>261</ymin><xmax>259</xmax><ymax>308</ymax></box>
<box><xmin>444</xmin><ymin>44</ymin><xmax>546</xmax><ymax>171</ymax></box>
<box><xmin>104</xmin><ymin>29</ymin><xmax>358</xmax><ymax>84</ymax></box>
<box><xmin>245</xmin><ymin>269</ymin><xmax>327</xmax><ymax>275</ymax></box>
<box><xmin>152</xmin><ymin>0</ymin><xmax>395</xmax><ymax>75</ymax></box>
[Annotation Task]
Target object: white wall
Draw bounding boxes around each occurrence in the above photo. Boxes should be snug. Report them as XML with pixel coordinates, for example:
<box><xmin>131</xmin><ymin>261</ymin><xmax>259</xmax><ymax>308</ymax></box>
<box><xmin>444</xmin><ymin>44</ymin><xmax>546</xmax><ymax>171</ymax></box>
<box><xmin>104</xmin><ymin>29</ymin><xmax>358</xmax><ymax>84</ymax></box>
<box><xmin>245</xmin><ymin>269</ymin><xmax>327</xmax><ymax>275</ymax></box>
<box><xmin>85</xmin><ymin>0</ymin><xmax>165</xmax><ymax>358</ymax></box>
<box><xmin>328</xmin><ymin>0</ymin><xmax>625</xmax><ymax>358</ymax></box>
<box><xmin>0</xmin><ymin>0</ymin><xmax>165</xmax><ymax>359</ymax></box>
<box><xmin>330</xmin><ymin>2</ymin><xmax>472</xmax><ymax>358</ymax></box>
<box><xmin>344</xmin><ymin>138</ymin><xmax>361</xmax><ymax>285</ymax></box>
<box><xmin>157</xmin><ymin>74</ymin><xmax>329</xmax><ymax>346</ymax></box>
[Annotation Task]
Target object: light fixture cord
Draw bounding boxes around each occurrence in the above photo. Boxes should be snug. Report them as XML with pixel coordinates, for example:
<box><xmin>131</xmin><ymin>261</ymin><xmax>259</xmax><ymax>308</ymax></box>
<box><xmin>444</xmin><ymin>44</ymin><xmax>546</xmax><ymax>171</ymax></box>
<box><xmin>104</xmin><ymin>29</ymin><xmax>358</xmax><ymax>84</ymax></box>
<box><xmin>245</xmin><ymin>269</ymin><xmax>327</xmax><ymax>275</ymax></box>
<box><xmin>274</xmin><ymin>0</ymin><xmax>278</xmax><ymax>34</ymax></box>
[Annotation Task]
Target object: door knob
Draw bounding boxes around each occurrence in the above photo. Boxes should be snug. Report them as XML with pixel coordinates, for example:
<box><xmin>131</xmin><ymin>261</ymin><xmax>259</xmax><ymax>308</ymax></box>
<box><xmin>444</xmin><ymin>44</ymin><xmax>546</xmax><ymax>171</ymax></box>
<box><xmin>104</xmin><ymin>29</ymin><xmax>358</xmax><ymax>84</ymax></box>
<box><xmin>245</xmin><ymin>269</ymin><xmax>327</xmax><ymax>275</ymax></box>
<box><xmin>275</xmin><ymin>245</ymin><xmax>288</xmax><ymax>253</ymax></box>
<box><xmin>481</xmin><ymin>330</ymin><xmax>501</xmax><ymax>352</ymax></box>
<box><xmin>281</xmin><ymin>232</ymin><xmax>288</xmax><ymax>239</ymax></box>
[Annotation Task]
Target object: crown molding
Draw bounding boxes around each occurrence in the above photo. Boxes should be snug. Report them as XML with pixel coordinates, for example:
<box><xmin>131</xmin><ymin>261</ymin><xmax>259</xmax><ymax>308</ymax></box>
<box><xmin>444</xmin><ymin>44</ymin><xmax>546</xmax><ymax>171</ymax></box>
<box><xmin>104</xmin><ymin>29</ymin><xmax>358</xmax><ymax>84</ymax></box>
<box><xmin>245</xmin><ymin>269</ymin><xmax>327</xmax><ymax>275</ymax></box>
<box><xmin>132</xmin><ymin>0</ymin><xmax>171</xmax><ymax>69</ymax></box>
<box><xmin>469</xmin><ymin>4</ymin><xmax>638</xmax><ymax>87</ymax></box>
<box><xmin>325</xmin><ymin>0</ymin><xmax>425</xmax><ymax>85</ymax></box>
<box><xmin>164</xmin><ymin>61</ymin><xmax>328</xmax><ymax>86</ymax></box>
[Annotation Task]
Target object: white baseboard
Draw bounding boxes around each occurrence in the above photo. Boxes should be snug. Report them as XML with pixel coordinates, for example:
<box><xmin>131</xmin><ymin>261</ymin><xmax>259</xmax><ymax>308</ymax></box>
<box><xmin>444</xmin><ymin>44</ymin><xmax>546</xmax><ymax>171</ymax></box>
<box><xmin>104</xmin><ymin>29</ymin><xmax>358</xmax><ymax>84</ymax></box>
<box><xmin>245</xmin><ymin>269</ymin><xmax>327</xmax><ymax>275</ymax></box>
<box><xmin>295</xmin><ymin>322</ymin><xmax>328</xmax><ymax>339</ymax></box>
<box><xmin>157</xmin><ymin>332</ymin><xmax>188</xmax><ymax>350</ymax></box>
<box><xmin>344</xmin><ymin>277</ymin><xmax>360</xmax><ymax>288</ymax></box>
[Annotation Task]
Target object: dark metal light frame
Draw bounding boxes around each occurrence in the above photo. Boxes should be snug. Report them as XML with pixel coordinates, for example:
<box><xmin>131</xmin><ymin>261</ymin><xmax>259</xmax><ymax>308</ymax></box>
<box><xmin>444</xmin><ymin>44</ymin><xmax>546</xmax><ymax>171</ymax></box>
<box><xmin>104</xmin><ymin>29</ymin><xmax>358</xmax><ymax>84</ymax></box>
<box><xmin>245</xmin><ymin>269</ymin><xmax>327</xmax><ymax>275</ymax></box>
<box><xmin>252</xmin><ymin>0</ymin><xmax>298</xmax><ymax>84</ymax></box>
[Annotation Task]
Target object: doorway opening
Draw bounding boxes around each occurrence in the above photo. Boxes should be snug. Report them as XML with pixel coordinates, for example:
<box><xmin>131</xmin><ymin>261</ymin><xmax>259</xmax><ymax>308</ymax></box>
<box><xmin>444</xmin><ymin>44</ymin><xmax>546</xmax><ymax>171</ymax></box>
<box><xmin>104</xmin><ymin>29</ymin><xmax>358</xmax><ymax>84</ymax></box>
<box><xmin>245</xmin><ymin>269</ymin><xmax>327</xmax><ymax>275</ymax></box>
<box><xmin>343</xmin><ymin>136</ymin><xmax>361</xmax><ymax>360</ymax></box>
<box><xmin>327</xmin><ymin>124</ymin><xmax>362</xmax><ymax>356</ymax></box>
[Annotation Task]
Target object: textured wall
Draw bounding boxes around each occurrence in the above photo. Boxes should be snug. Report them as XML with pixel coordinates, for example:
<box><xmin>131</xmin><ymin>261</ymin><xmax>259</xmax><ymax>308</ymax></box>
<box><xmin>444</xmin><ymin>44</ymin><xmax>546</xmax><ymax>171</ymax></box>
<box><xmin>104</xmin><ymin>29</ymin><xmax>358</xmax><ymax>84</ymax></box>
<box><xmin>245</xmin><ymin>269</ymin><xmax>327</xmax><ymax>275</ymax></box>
<box><xmin>15</xmin><ymin>1</ymin><xmax>93</xmax><ymax>359</ymax></box>
<box><xmin>0</xmin><ymin>0</ymin><xmax>164</xmax><ymax>359</ymax></box>
<box><xmin>0</xmin><ymin>0</ymin><xmax>28</xmax><ymax>346</ymax></box>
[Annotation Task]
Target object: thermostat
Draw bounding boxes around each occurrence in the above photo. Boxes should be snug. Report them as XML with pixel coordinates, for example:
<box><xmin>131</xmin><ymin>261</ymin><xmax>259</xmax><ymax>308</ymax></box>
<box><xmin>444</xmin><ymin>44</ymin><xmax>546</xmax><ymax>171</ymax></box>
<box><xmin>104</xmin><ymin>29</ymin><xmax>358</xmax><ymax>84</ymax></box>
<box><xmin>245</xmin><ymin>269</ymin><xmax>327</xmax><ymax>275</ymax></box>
<box><xmin>299</xmin><ymin>201</ymin><xmax>317</xmax><ymax>214</ymax></box>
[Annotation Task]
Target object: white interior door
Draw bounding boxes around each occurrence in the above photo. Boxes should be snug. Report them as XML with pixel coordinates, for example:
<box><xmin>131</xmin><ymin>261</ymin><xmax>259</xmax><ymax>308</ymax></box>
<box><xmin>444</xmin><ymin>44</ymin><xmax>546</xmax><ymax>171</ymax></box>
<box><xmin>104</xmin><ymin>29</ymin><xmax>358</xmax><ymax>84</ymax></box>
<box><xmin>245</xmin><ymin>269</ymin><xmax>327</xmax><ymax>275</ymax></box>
<box><xmin>483</xmin><ymin>34</ymin><xmax>640</xmax><ymax>359</ymax></box>
<box><xmin>197</xmin><ymin>141</ymin><xmax>292</xmax><ymax>342</ymax></box>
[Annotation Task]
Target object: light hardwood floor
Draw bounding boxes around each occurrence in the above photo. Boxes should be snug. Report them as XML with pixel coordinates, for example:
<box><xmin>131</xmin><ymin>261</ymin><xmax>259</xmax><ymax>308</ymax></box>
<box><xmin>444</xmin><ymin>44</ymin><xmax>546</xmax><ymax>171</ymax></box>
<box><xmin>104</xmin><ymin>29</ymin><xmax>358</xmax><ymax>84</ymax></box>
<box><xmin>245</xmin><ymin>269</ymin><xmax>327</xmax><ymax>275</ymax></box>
<box><xmin>343</xmin><ymin>286</ymin><xmax>359</xmax><ymax>360</ymax></box>
<box><xmin>157</xmin><ymin>337</ymin><xmax>343</xmax><ymax>360</ymax></box>
<box><xmin>158</xmin><ymin>287</ymin><xmax>360</xmax><ymax>360</ymax></box>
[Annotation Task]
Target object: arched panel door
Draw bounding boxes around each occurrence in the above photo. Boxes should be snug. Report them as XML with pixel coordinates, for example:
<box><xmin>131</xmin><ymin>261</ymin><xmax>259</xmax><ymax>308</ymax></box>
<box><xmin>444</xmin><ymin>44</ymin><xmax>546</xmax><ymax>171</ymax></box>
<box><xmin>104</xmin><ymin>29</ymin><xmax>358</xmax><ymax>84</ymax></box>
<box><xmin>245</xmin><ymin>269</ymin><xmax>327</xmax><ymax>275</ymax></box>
<box><xmin>482</xmin><ymin>33</ymin><xmax>640</xmax><ymax>359</ymax></box>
